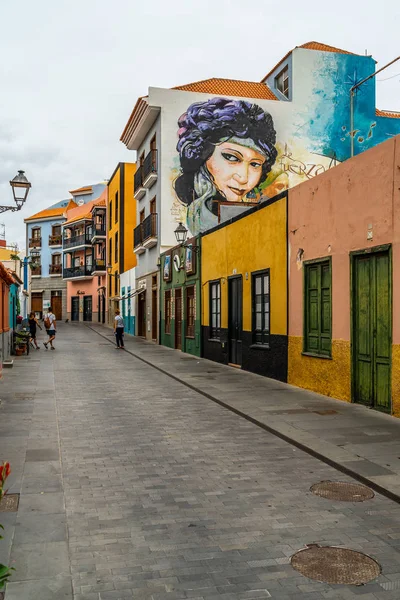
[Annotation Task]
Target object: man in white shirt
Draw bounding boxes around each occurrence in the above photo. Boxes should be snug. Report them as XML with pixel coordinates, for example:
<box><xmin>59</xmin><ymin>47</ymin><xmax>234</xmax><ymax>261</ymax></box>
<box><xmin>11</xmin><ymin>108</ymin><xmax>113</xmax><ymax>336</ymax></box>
<box><xmin>43</xmin><ymin>308</ymin><xmax>56</xmax><ymax>350</ymax></box>
<box><xmin>114</xmin><ymin>309</ymin><xmax>125</xmax><ymax>350</ymax></box>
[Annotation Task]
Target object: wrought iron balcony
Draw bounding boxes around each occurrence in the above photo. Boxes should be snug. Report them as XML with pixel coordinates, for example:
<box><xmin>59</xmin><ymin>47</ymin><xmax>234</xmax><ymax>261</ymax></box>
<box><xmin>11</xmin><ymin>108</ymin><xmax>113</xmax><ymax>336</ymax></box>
<box><xmin>92</xmin><ymin>259</ymin><xmax>106</xmax><ymax>272</ymax></box>
<box><xmin>134</xmin><ymin>213</ymin><xmax>158</xmax><ymax>253</ymax></box>
<box><xmin>63</xmin><ymin>265</ymin><xmax>93</xmax><ymax>279</ymax></box>
<box><xmin>49</xmin><ymin>264</ymin><xmax>62</xmax><ymax>275</ymax></box>
<box><xmin>31</xmin><ymin>265</ymin><xmax>41</xmax><ymax>276</ymax></box>
<box><xmin>63</xmin><ymin>234</ymin><xmax>92</xmax><ymax>249</ymax></box>
<box><xmin>29</xmin><ymin>237</ymin><xmax>41</xmax><ymax>248</ymax></box>
<box><xmin>142</xmin><ymin>150</ymin><xmax>158</xmax><ymax>188</ymax></box>
<box><xmin>49</xmin><ymin>234</ymin><xmax>62</xmax><ymax>246</ymax></box>
<box><xmin>134</xmin><ymin>166</ymin><xmax>146</xmax><ymax>200</ymax></box>
<box><xmin>91</xmin><ymin>225</ymin><xmax>106</xmax><ymax>239</ymax></box>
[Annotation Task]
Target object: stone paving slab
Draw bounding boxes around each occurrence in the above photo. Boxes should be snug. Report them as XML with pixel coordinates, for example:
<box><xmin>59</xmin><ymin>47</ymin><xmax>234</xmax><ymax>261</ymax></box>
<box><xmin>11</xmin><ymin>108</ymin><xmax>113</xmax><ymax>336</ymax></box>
<box><xmin>90</xmin><ymin>323</ymin><xmax>400</xmax><ymax>503</ymax></box>
<box><xmin>3</xmin><ymin>323</ymin><xmax>400</xmax><ymax>598</ymax></box>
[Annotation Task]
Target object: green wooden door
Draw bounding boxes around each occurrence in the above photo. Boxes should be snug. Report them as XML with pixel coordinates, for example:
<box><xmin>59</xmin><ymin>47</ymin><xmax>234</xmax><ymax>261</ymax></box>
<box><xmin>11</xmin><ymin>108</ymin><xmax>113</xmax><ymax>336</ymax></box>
<box><xmin>352</xmin><ymin>250</ymin><xmax>391</xmax><ymax>412</ymax></box>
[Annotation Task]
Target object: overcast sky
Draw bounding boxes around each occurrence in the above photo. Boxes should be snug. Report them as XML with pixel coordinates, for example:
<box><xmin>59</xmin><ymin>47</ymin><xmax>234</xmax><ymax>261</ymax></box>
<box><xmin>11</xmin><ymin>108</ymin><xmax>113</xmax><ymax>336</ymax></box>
<box><xmin>1</xmin><ymin>0</ymin><xmax>399</xmax><ymax>248</ymax></box>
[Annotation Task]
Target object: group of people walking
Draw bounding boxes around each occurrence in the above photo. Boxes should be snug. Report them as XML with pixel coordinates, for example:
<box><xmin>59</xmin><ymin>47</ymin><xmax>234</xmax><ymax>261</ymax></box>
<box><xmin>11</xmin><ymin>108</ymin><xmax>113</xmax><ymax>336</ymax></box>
<box><xmin>28</xmin><ymin>309</ymin><xmax>57</xmax><ymax>350</ymax></box>
<box><xmin>26</xmin><ymin>308</ymin><xmax>124</xmax><ymax>351</ymax></box>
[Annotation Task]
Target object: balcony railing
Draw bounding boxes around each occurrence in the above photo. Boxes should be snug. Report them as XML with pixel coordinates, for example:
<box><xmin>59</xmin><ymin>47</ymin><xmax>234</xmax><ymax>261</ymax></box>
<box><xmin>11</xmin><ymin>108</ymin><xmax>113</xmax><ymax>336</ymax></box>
<box><xmin>92</xmin><ymin>225</ymin><xmax>106</xmax><ymax>238</ymax></box>
<box><xmin>29</xmin><ymin>237</ymin><xmax>41</xmax><ymax>248</ymax></box>
<box><xmin>31</xmin><ymin>265</ymin><xmax>41</xmax><ymax>276</ymax></box>
<box><xmin>134</xmin><ymin>166</ymin><xmax>144</xmax><ymax>195</ymax></box>
<box><xmin>63</xmin><ymin>234</ymin><xmax>92</xmax><ymax>249</ymax></box>
<box><xmin>49</xmin><ymin>234</ymin><xmax>62</xmax><ymax>246</ymax></box>
<box><xmin>134</xmin><ymin>213</ymin><xmax>158</xmax><ymax>251</ymax></box>
<box><xmin>92</xmin><ymin>259</ymin><xmax>106</xmax><ymax>271</ymax></box>
<box><xmin>63</xmin><ymin>266</ymin><xmax>93</xmax><ymax>279</ymax></box>
<box><xmin>49</xmin><ymin>264</ymin><xmax>62</xmax><ymax>275</ymax></box>
<box><xmin>142</xmin><ymin>149</ymin><xmax>158</xmax><ymax>185</ymax></box>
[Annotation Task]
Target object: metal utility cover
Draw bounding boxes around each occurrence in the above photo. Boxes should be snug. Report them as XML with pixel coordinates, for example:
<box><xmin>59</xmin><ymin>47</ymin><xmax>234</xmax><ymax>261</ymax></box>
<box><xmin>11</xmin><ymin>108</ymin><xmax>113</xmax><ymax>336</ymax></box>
<box><xmin>311</xmin><ymin>480</ymin><xmax>374</xmax><ymax>502</ymax></box>
<box><xmin>0</xmin><ymin>493</ymin><xmax>20</xmax><ymax>512</ymax></box>
<box><xmin>291</xmin><ymin>545</ymin><xmax>381</xmax><ymax>585</ymax></box>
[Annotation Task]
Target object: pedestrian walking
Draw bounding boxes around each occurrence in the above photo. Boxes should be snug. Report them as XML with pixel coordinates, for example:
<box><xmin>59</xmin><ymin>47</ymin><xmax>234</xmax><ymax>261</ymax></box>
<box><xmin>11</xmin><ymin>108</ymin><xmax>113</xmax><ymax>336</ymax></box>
<box><xmin>114</xmin><ymin>309</ymin><xmax>125</xmax><ymax>350</ymax></box>
<box><xmin>43</xmin><ymin>308</ymin><xmax>57</xmax><ymax>350</ymax></box>
<box><xmin>28</xmin><ymin>312</ymin><xmax>42</xmax><ymax>349</ymax></box>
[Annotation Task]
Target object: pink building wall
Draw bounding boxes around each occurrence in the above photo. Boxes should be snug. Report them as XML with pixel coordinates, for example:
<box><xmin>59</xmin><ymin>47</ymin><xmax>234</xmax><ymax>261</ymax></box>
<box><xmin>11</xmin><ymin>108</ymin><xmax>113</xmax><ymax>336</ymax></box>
<box><xmin>288</xmin><ymin>135</ymin><xmax>400</xmax><ymax>412</ymax></box>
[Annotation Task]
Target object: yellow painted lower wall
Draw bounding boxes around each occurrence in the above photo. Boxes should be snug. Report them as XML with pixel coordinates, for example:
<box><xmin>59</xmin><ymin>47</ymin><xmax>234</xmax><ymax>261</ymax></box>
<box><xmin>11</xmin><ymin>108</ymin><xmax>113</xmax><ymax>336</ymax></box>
<box><xmin>288</xmin><ymin>337</ymin><xmax>351</xmax><ymax>402</ymax></box>
<box><xmin>392</xmin><ymin>345</ymin><xmax>400</xmax><ymax>417</ymax></box>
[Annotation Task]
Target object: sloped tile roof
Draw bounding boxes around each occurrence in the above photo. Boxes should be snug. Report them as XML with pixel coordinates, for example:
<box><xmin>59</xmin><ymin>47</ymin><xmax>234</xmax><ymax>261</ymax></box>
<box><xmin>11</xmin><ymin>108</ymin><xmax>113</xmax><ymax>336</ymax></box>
<box><xmin>262</xmin><ymin>40</ymin><xmax>356</xmax><ymax>81</ymax></box>
<box><xmin>174</xmin><ymin>78</ymin><xmax>277</xmax><ymax>100</ymax></box>
<box><xmin>69</xmin><ymin>185</ymin><xmax>93</xmax><ymax>195</ymax></box>
<box><xmin>376</xmin><ymin>108</ymin><xmax>400</xmax><ymax>119</ymax></box>
<box><xmin>63</xmin><ymin>212</ymin><xmax>92</xmax><ymax>226</ymax></box>
<box><xmin>24</xmin><ymin>206</ymin><xmax>67</xmax><ymax>222</ymax></box>
<box><xmin>0</xmin><ymin>261</ymin><xmax>14</xmax><ymax>285</ymax></box>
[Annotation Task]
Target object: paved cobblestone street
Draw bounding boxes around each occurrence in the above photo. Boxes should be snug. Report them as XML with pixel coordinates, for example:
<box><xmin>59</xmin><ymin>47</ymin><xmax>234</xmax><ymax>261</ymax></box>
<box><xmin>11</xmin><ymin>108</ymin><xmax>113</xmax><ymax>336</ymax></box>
<box><xmin>3</xmin><ymin>324</ymin><xmax>400</xmax><ymax>599</ymax></box>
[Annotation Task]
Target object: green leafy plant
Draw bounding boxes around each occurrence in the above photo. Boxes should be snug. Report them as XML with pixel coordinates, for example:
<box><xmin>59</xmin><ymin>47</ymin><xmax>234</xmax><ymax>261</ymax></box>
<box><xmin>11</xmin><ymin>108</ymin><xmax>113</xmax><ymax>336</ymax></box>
<box><xmin>0</xmin><ymin>462</ymin><xmax>15</xmax><ymax>590</ymax></box>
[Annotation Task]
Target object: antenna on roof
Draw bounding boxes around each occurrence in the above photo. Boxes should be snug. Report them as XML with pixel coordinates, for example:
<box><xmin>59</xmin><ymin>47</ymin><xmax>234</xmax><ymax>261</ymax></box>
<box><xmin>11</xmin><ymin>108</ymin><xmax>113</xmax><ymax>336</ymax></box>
<box><xmin>0</xmin><ymin>223</ymin><xmax>5</xmax><ymax>240</ymax></box>
<box><xmin>365</xmin><ymin>49</ymin><xmax>368</xmax><ymax>56</ymax></box>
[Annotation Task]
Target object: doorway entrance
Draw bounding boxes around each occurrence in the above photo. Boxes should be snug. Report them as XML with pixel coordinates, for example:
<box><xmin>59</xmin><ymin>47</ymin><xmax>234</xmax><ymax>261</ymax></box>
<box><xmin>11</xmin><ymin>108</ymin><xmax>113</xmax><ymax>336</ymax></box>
<box><xmin>228</xmin><ymin>276</ymin><xmax>243</xmax><ymax>366</ymax></box>
<box><xmin>51</xmin><ymin>291</ymin><xmax>62</xmax><ymax>320</ymax></box>
<box><xmin>152</xmin><ymin>289</ymin><xmax>157</xmax><ymax>341</ymax></box>
<box><xmin>83</xmin><ymin>296</ymin><xmax>92</xmax><ymax>322</ymax></box>
<box><xmin>138</xmin><ymin>292</ymin><xmax>146</xmax><ymax>336</ymax></box>
<box><xmin>175</xmin><ymin>289</ymin><xmax>182</xmax><ymax>350</ymax></box>
<box><xmin>351</xmin><ymin>247</ymin><xmax>391</xmax><ymax>412</ymax></box>
<box><xmin>71</xmin><ymin>296</ymin><xmax>79</xmax><ymax>322</ymax></box>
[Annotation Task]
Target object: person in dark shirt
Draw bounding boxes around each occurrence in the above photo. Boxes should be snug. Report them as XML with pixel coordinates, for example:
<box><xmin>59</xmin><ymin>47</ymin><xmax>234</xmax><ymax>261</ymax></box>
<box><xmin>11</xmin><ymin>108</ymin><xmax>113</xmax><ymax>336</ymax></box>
<box><xmin>28</xmin><ymin>312</ymin><xmax>42</xmax><ymax>350</ymax></box>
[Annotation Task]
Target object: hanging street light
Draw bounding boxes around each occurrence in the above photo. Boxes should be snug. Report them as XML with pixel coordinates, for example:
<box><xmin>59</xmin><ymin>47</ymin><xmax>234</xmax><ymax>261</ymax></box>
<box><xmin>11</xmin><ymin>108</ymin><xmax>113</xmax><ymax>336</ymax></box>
<box><xmin>0</xmin><ymin>171</ymin><xmax>32</xmax><ymax>213</ymax></box>
<box><xmin>174</xmin><ymin>222</ymin><xmax>188</xmax><ymax>245</ymax></box>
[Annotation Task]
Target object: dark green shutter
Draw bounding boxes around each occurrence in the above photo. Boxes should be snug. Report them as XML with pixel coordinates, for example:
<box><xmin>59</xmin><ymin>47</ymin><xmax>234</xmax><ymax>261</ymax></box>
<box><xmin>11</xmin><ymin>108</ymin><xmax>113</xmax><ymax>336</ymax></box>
<box><xmin>304</xmin><ymin>260</ymin><xmax>331</xmax><ymax>356</ymax></box>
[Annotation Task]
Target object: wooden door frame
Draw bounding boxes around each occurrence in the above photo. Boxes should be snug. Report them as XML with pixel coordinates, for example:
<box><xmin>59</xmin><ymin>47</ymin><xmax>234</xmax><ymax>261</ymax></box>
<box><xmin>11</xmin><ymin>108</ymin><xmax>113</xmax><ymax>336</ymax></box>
<box><xmin>228</xmin><ymin>275</ymin><xmax>243</xmax><ymax>366</ymax></box>
<box><xmin>350</xmin><ymin>244</ymin><xmax>392</xmax><ymax>411</ymax></box>
<box><xmin>175</xmin><ymin>288</ymin><xmax>182</xmax><ymax>350</ymax></box>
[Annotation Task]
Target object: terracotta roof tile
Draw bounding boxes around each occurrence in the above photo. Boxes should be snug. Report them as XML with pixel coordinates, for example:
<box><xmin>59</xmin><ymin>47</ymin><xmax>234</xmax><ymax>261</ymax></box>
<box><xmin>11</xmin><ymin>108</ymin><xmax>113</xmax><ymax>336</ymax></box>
<box><xmin>63</xmin><ymin>212</ymin><xmax>92</xmax><ymax>226</ymax></box>
<box><xmin>376</xmin><ymin>108</ymin><xmax>400</xmax><ymax>119</ymax></box>
<box><xmin>69</xmin><ymin>185</ymin><xmax>93</xmax><ymax>195</ymax></box>
<box><xmin>299</xmin><ymin>41</ymin><xmax>354</xmax><ymax>54</ymax></box>
<box><xmin>262</xmin><ymin>40</ymin><xmax>356</xmax><ymax>81</ymax></box>
<box><xmin>24</xmin><ymin>206</ymin><xmax>67</xmax><ymax>222</ymax></box>
<box><xmin>174</xmin><ymin>78</ymin><xmax>277</xmax><ymax>100</ymax></box>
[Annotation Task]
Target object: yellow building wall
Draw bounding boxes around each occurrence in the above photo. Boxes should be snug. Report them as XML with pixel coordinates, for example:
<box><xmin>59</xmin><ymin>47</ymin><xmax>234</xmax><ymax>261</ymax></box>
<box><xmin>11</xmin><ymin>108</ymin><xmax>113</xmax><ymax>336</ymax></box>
<box><xmin>288</xmin><ymin>337</ymin><xmax>351</xmax><ymax>401</ymax></box>
<box><xmin>391</xmin><ymin>345</ymin><xmax>400</xmax><ymax>418</ymax></box>
<box><xmin>201</xmin><ymin>197</ymin><xmax>287</xmax><ymax>336</ymax></box>
<box><xmin>123</xmin><ymin>163</ymin><xmax>136</xmax><ymax>272</ymax></box>
<box><xmin>107</xmin><ymin>163</ymin><xmax>136</xmax><ymax>297</ymax></box>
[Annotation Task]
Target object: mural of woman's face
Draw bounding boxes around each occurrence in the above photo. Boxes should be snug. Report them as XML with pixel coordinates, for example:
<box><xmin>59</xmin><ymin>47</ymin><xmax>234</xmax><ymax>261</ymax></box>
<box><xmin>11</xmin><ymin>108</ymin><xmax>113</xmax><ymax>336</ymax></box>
<box><xmin>206</xmin><ymin>141</ymin><xmax>266</xmax><ymax>203</ymax></box>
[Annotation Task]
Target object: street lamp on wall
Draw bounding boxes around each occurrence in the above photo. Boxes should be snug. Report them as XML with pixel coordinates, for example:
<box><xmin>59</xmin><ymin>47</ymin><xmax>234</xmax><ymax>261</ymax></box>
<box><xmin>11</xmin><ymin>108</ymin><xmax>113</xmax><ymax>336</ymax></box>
<box><xmin>0</xmin><ymin>171</ymin><xmax>32</xmax><ymax>213</ymax></box>
<box><xmin>106</xmin><ymin>264</ymin><xmax>120</xmax><ymax>279</ymax></box>
<box><xmin>174</xmin><ymin>222</ymin><xmax>200</xmax><ymax>253</ymax></box>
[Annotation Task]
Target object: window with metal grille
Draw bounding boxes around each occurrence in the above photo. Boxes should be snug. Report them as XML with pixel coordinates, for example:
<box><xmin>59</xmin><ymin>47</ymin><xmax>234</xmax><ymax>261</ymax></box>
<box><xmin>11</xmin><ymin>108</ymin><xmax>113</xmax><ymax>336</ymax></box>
<box><xmin>115</xmin><ymin>191</ymin><xmax>119</xmax><ymax>223</ymax></box>
<box><xmin>114</xmin><ymin>232</ymin><xmax>118</xmax><ymax>263</ymax></box>
<box><xmin>114</xmin><ymin>271</ymin><xmax>119</xmax><ymax>296</ymax></box>
<box><xmin>252</xmin><ymin>270</ymin><xmax>270</xmax><ymax>346</ymax></box>
<box><xmin>209</xmin><ymin>281</ymin><xmax>221</xmax><ymax>340</ymax></box>
<box><xmin>275</xmin><ymin>66</ymin><xmax>289</xmax><ymax>98</ymax></box>
<box><xmin>165</xmin><ymin>290</ymin><xmax>171</xmax><ymax>334</ymax></box>
<box><xmin>109</xmin><ymin>201</ymin><xmax>112</xmax><ymax>230</ymax></box>
<box><xmin>304</xmin><ymin>259</ymin><xmax>332</xmax><ymax>357</ymax></box>
<box><xmin>186</xmin><ymin>286</ymin><xmax>195</xmax><ymax>338</ymax></box>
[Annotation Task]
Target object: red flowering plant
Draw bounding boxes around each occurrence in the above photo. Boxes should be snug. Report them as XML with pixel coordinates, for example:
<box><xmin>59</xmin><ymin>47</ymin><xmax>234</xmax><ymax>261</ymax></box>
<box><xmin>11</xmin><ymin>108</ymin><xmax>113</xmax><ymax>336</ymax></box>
<box><xmin>0</xmin><ymin>461</ymin><xmax>15</xmax><ymax>590</ymax></box>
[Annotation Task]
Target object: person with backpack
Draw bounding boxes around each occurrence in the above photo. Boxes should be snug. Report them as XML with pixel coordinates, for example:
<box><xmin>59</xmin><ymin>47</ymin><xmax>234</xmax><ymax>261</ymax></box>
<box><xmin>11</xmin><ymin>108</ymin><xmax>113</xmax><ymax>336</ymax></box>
<box><xmin>114</xmin><ymin>309</ymin><xmax>125</xmax><ymax>350</ymax></box>
<box><xmin>43</xmin><ymin>308</ymin><xmax>56</xmax><ymax>350</ymax></box>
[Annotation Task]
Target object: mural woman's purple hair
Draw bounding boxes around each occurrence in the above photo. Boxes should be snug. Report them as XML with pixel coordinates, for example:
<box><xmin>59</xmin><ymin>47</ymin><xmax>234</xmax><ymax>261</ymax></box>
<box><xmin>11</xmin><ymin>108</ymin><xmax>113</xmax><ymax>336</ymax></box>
<box><xmin>174</xmin><ymin>97</ymin><xmax>278</xmax><ymax>210</ymax></box>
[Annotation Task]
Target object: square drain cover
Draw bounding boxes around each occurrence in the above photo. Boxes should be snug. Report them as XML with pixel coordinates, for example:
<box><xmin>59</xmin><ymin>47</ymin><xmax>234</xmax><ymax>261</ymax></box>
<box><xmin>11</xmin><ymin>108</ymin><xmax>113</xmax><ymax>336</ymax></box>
<box><xmin>0</xmin><ymin>493</ymin><xmax>19</xmax><ymax>512</ymax></box>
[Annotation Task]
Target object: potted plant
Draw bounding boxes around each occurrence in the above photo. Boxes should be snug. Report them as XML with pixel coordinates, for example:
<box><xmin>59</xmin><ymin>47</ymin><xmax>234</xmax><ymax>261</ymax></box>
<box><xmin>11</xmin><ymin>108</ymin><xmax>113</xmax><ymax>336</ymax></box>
<box><xmin>0</xmin><ymin>462</ymin><xmax>15</xmax><ymax>593</ymax></box>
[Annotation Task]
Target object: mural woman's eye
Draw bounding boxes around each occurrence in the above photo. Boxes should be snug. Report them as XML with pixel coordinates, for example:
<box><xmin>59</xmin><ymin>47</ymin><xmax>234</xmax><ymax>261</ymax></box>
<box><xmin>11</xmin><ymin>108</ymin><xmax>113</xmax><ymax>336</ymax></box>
<box><xmin>250</xmin><ymin>161</ymin><xmax>262</xmax><ymax>169</ymax></box>
<box><xmin>222</xmin><ymin>152</ymin><xmax>240</xmax><ymax>163</ymax></box>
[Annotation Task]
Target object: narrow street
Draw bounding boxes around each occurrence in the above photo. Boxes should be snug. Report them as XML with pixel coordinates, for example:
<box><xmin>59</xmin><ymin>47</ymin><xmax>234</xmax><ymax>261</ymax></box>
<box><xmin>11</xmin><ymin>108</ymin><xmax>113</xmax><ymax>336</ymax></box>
<box><xmin>2</xmin><ymin>324</ymin><xmax>400</xmax><ymax>600</ymax></box>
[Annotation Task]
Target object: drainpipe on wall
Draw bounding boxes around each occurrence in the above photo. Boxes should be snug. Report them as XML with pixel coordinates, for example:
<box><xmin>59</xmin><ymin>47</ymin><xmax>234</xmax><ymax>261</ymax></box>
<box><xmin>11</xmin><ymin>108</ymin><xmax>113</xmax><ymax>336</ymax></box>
<box><xmin>350</xmin><ymin>55</ymin><xmax>400</xmax><ymax>158</ymax></box>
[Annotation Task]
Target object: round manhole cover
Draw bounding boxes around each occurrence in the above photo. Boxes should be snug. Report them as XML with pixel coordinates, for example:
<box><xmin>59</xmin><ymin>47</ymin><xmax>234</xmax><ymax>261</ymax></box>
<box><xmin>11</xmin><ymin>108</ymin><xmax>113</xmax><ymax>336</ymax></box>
<box><xmin>310</xmin><ymin>480</ymin><xmax>374</xmax><ymax>502</ymax></box>
<box><xmin>291</xmin><ymin>545</ymin><xmax>381</xmax><ymax>585</ymax></box>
